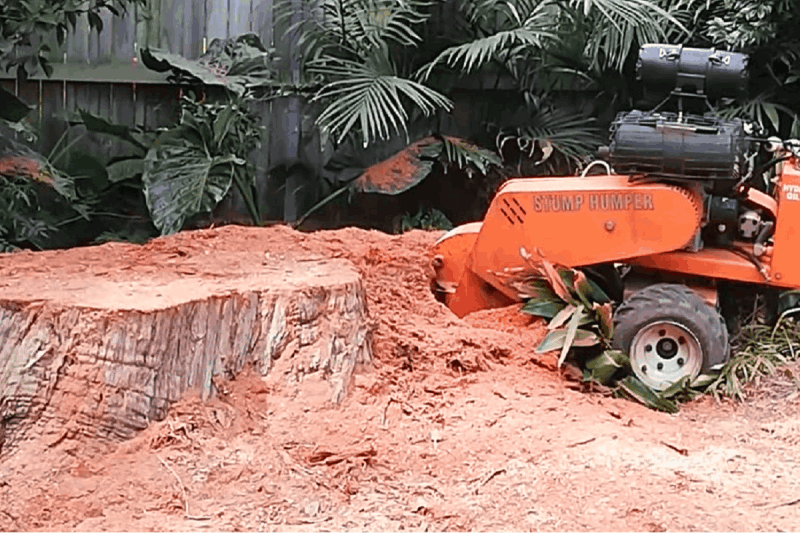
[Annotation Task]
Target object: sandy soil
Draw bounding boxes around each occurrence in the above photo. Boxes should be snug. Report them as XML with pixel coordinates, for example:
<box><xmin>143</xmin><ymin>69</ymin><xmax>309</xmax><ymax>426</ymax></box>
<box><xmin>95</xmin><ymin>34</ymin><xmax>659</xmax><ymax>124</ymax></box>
<box><xmin>1</xmin><ymin>224</ymin><xmax>799</xmax><ymax>532</ymax></box>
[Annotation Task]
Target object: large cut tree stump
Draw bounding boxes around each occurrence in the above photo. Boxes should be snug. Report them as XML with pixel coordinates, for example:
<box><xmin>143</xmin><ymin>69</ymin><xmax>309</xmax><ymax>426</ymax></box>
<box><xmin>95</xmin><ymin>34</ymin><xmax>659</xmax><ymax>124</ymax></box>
<box><xmin>0</xmin><ymin>245</ymin><xmax>372</xmax><ymax>454</ymax></box>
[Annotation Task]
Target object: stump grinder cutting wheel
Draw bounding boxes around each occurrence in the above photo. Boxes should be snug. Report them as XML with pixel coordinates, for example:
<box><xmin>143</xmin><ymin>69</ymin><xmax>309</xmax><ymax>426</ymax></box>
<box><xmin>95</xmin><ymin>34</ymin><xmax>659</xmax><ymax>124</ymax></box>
<box><xmin>430</xmin><ymin>44</ymin><xmax>800</xmax><ymax>391</ymax></box>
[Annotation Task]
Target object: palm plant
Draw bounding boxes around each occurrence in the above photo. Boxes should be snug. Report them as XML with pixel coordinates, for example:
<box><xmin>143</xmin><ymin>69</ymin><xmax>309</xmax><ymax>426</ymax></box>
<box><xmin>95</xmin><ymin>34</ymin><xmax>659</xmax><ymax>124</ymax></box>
<box><xmin>272</xmin><ymin>0</ymin><xmax>694</xmax><ymax>226</ymax></box>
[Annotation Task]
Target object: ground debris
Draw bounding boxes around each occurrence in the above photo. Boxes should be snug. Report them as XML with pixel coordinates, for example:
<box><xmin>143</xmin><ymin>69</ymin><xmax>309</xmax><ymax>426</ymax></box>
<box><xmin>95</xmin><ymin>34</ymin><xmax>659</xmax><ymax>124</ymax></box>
<box><xmin>0</xmin><ymin>225</ymin><xmax>799</xmax><ymax>532</ymax></box>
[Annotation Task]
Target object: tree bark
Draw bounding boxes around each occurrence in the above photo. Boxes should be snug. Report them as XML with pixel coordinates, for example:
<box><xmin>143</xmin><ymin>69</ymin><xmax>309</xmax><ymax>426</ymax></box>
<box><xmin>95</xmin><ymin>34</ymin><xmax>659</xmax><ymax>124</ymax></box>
<box><xmin>0</xmin><ymin>257</ymin><xmax>372</xmax><ymax>454</ymax></box>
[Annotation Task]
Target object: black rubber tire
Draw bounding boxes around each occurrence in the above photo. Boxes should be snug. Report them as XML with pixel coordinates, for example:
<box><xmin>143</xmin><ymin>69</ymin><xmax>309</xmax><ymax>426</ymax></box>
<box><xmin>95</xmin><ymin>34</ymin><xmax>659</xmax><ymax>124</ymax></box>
<box><xmin>612</xmin><ymin>283</ymin><xmax>730</xmax><ymax>377</ymax></box>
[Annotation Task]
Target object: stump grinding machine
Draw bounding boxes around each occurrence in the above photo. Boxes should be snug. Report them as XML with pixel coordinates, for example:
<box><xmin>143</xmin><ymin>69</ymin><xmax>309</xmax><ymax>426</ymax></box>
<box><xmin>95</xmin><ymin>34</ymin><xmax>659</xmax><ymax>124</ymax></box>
<box><xmin>430</xmin><ymin>44</ymin><xmax>800</xmax><ymax>391</ymax></box>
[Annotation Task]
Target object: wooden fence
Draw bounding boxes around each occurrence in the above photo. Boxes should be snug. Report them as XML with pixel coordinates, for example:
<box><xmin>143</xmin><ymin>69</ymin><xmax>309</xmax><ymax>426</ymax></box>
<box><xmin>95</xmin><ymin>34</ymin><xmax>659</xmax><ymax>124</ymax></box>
<box><xmin>1</xmin><ymin>0</ymin><xmax>311</xmax><ymax>221</ymax></box>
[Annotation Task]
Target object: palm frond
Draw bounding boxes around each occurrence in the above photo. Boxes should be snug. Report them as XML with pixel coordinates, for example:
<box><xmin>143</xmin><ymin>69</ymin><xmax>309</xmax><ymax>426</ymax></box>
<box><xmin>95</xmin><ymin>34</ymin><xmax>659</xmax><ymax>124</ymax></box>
<box><xmin>309</xmin><ymin>52</ymin><xmax>452</xmax><ymax>146</ymax></box>
<box><xmin>495</xmin><ymin>106</ymin><xmax>602</xmax><ymax>162</ymax></box>
<box><xmin>418</xmin><ymin>0</ymin><xmax>561</xmax><ymax>79</ymax></box>
<box><xmin>421</xmin><ymin>136</ymin><xmax>503</xmax><ymax>176</ymax></box>
<box><xmin>568</xmin><ymin>0</ymin><xmax>688</xmax><ymax>71</ymax></box>
<box><xmin>276</xmin><ymin>0</ymin><xmax>431</xmax><ymax>67</ymax></box>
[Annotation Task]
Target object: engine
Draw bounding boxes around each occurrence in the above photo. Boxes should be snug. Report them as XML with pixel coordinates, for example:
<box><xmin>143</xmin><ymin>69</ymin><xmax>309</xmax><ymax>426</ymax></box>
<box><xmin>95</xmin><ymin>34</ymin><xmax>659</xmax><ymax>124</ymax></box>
<box><xmin>597</xmin><ymin>44</ymin><xmax>773</xmax><ymax>252</ymax></box>
<box><xmin>601</xmin><ymin>110</ymin><xmax>757</xmax><ymax>194</ymax></box>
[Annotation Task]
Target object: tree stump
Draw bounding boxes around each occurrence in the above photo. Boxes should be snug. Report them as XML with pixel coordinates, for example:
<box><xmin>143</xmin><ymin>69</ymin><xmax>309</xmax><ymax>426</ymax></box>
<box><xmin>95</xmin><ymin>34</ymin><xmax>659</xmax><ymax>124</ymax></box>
<box><xmin>0</xmin><ymin>252</ymin><xmax>372</xmax><ymax>454</ymax></box>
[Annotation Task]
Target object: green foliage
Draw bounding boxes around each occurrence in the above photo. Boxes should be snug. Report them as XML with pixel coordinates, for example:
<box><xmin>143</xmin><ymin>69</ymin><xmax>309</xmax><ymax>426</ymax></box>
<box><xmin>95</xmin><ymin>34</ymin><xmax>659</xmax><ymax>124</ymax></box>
<box><xmin>705</xmin><ymin>322</ymin><xmax>800</xmax><ymax>402</ymax></box>
<box><xmin>494</xmin><ymin>106</ymin><xmax>603</xmax><ymax>168</ymax></box>
<box><xmin>684</xmin><ymin>0</ymin><xmax>800</xmax><ymax>136</ymax></box>
<box><xmin>0</xmin><ymin>86</ymin><xmax>32</xmax><ymax>123</ymax></box>
<box><xmin>513</xmin><ymin>250</ymin><xmax>800</xmax><ymax>411</ymax></box>
<box><xmin>506</xmin><ymin>248</ymin><xmax>612</xmax><ymax>361</ymax></box>
<box><xmin>421</xmin><ymin>136</ymin><xmax>503</xmax><ymax>178</ymax></box>
<box><xmin>309</xmin><ymin>51</ymin><xmax>452</xmax><ymax>147</ymax></box>
<box><xmin>143</xmin><ymin>94</ymin><xmax>263</xmax><ymax>235</ymax></box>
<box><xmin>0</xmin><ymin>0</ymin><xmax>146</xmax><ymax>82</ymax></box>
<box><xmin>141</xmin><ymin>33</ymin><xmax>276</xmax><ymax>97</ymax></box>
<box><xmin>398</xmin><ymin>207</ymin><xmax>452</xmax><ymax>233</ymax></box>
<box><xmin>280</xmin><ymin>0</ymin><xmax>452</xmax><ymax>148</ymax></box>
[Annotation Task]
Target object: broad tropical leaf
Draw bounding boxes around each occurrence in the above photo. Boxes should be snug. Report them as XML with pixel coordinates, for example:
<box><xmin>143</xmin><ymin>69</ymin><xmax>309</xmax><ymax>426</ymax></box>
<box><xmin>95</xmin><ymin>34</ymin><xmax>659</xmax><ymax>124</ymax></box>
<box><xmin>0</xmin><ymin>135</ymin><xmax>74</xmax><ymax>198</ymax></box>
<box><xmin>593</xmin><ymin>302</ymin><xmax>614</xmax><ymax>339</ymax></box>
<box><xmin>106</xmin><ymin>158</ymin><xmax>145</xmax><ymax>183</ymax></box>
<box><xmin>558</xmin><ymin>304</ymin><xmax>585</xmax><ymax>366</ymax></box>
<box><xmin>536</xmin><ymin>328</ymin><xmax>600</xmax><ymax>353</ymax></box>
<box><xmin>141</xmin><ymin>34</ymin><xmax>274</xmax><ymax>96</ymax></box>
<box><xmin>77</xmin><ymin>109</ymin><xmax>149</xmax><ymax>154</ymax></box>
<box><xmin>616</xmin><ymin>376</ymin><xmax>679</xmax><ymax>413</ymax></box>
<box><xmin>584</xmin><ymin>349</ymin><xmax>628</xmax><ymax>384</ymax></box>
<box><xmin>0</xmin><ymin>86</ymin><xmax>32</xmax><ymax>123</ymax></box>
<box><xmin>521</xmin><ymin>297</ymin><xmax>566</xmax><ymax>319</ymax></box>
<box><xmin>142</xmin><ymin>146</ymin><xmax>240</xmax><ymax>235</ymax></box>
<box><xmin>352</xmin><ymin>136</ymin><xmax>438</xmax><ymax>194</ymax></box>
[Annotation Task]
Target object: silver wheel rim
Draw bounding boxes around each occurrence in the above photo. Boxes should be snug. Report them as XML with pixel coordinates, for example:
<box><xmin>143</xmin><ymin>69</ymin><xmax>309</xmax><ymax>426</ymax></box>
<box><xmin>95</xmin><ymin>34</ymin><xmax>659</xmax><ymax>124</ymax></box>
<box><xmin>629</xmin><ymin>320</ymin><xmax>703</xmax><ymax>391</ymax></box>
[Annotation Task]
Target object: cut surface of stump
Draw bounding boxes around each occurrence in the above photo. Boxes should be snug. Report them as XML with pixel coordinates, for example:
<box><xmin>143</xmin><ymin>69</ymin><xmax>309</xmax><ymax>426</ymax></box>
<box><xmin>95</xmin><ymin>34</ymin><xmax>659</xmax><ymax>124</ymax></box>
<box><xmin>0</xmin><ymin>239</ymin><xmax>372</xmax><ymax>454</ymax></box>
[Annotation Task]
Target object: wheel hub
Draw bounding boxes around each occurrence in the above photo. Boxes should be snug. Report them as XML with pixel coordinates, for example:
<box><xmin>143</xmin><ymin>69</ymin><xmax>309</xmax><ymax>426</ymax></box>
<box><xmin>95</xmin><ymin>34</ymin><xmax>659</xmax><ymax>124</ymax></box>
<box><xmin>630</xmin><ymin>321</ymin><xmax>702</xmax><ymax>391</ymax></box>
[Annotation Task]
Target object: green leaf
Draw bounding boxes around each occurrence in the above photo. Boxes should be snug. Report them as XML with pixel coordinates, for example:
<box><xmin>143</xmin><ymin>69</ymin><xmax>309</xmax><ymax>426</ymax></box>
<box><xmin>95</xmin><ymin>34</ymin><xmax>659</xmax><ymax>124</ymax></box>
<box><xmin>0</xmin><ymin>86</ymin><xmax>32</xmax><ymax>123</ymax></box>
<box><xmin>617</xmin><ymin>376</ymin><xmax>679</xmax><ymax>413</ymax></box>
<box><xmin>548</xmin><ymin>303</ymin><xmax>577</xmax><ymax>330</ymax></box>
<box><xmin>141</xmin><ymin>34</ymin><xmax>274</xmax><ymax>96</ymax></box>
<box><xmin>521</xmin><ymin>298</ymin><xmax>566</xmax><ymax>319</ymax></box>
<box><xmin>351</xmin><ymin>137</ymin><xmax>437</xmax><ymax>194</ymax></box>
<box><xmin>763</xmin><ymin>103</ymin><xmax>780</xmax><ymax>133</ymax></box>
<box><xmin>558</xmin><ymin>304</ymin><xmax>585</xmax><ymax>367</ymax></box>
<box><xmin>536</xmin><ymin>328</ymin><xmax>600</xmax><ymax>354</ymax></box>
<box><xmin>87</xmin><ymin>11</ymin><xmax>103</xmax><ymax>33</ymax></box>
<box><xmin>106</xmin><ymin>158</ymin><xmax>145</xmax><ymax>182</ymax></box>
<box><xmin>142</xmin><ymin>145</ymin><xmax>239</xmax><ymax>235</ymax></box>
<box><xmin>585</xmin><ymin>349</ymin><xmax>629</xmax><ymax>385</ymax></box>
<box><xmin>519</xmin><ymin>279</ymin><xmax>558</xmax><ymax>301</ymax></box>
<box><xmin>438</xmin><ymin>136</ymin><xmax>502</xmax><ymax>175</ymax></box>
<box><xmin>309</xmin><ymin>50</ymin><xmax>451</xmax><ymax>147</ymax></box>
<box><xmin>691</xmin><ymin>372</ymin><xmax>719</xmax><ymax>390</ymax></box>
<box><xmin>78</xmin><ymin>109</ymin><xmax>148</xmax><ymax>153</ymax></box>
<box><xmin>497</xmin><ymin>107</ymin><xmax>602</xmax><ymax>164</ymax></box>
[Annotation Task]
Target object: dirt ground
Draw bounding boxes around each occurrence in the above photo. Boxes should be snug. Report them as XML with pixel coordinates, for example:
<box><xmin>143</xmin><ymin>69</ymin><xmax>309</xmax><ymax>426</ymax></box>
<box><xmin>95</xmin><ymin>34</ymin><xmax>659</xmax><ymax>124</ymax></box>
<box><xmin>1</xmin><ymin>224</ymin><xmax>800</xmax><ymax>532</ymax></box>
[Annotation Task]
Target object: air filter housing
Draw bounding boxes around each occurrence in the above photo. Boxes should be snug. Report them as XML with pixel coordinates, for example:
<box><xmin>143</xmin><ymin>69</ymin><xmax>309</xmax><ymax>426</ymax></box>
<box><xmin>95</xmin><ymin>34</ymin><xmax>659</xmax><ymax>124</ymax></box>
<box><xmin>637</xmin><ymin>44</ymin><xmax>749</xmax><ymax>102</ymax></box>
<box><xmin>600</xmin><ymin>110</ymin><xmax>755</xmax><ymax>192</ymax></box>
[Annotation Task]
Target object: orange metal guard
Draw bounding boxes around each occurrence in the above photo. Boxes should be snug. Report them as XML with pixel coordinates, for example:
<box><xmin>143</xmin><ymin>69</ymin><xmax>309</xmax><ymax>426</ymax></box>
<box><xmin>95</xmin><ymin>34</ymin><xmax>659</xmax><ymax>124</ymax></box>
<box><xmin>433</xmin><ymin>175</ymin><xmax>703</xmax><ymax>317</ymax></box>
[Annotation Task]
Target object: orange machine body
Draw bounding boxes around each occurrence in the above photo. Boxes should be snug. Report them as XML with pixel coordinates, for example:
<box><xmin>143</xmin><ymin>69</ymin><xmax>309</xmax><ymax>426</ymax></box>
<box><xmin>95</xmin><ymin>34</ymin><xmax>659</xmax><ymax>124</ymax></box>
<box><xmin>432</xmin><ymin>157</ymin><xmax>800</xmax><ymax>318</ymax></box>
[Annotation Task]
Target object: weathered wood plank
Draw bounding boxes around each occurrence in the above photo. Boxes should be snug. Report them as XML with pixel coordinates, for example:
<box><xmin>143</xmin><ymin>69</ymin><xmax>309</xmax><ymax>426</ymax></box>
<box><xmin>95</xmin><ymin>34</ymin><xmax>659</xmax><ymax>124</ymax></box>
<box><xmin>206</xmin><ymin>0</ymin><xmax>230</xmax><ymax>42</ymax></box>
<box><xmin>253</xmin><ymin>0</ymin><xmax>275</xmax><ymax>47</ymax></box>
<box><xmin>144</xmin><ymin>0</ymin><xmax>164</xmax><ymax>50</ymax></box>
<box><xmin>66</xmin><ymin>14</ymin><xmax>90</xmax><ymax>63</ymax></box>
<box><xmin>112</xmin><ymin>5</ymin><xmax>138</xmax><ymax>62</ymax></box>
<box><xmin>15</xmin><ymin>81</ymin><xmax>41</xmax><ymax>144</ymax></box>
<box><xmin>91</xmin><ymin>83</ymin><xmax>117</xmax><ymax>160</ymax></box>
<box><xmin>39</xmin><ymin>81</ymin><xmax>67</xmax><ymax>157</ymax></box>
<box><xmin>229</xmin><ymin>0</ymin><xmax>254</xmax><ymax>36</ymax></box>
<box><xmin>182</xmin><ymin>0</ymin><xmax>203</xmax><ymax>59</ymax></box>
<box><xmin>159</xmin><ymin>0</ymin><xmax>182</xmax><ymax>53</ymax></box>
<box><xmin>87</xmin><ymin>10</ymin><xmax>115</xmax><ymax>63</ymax></box>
